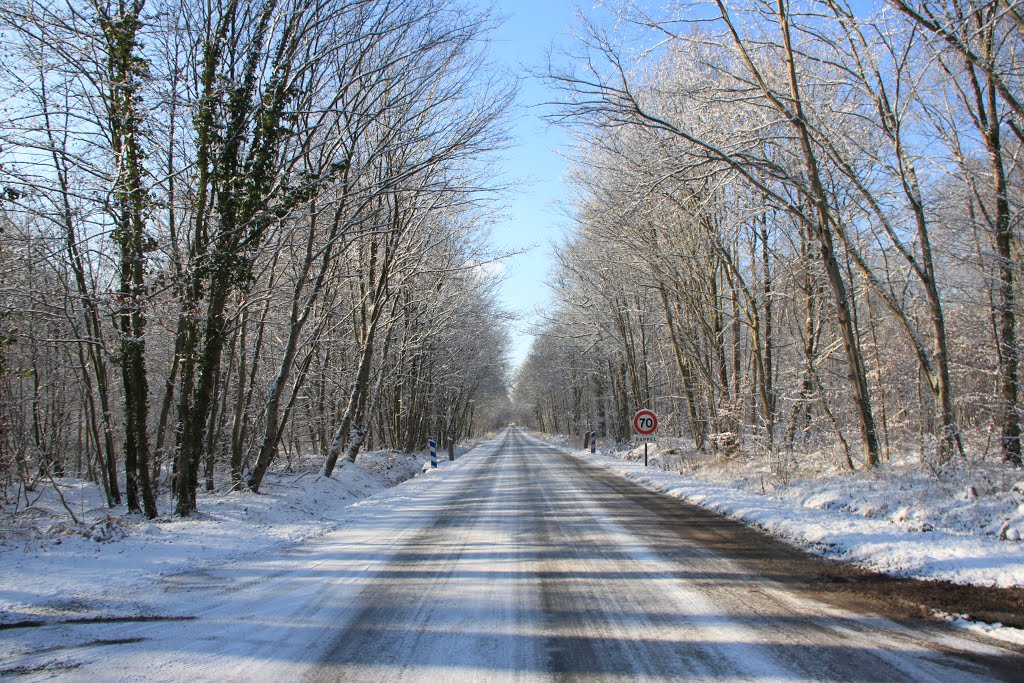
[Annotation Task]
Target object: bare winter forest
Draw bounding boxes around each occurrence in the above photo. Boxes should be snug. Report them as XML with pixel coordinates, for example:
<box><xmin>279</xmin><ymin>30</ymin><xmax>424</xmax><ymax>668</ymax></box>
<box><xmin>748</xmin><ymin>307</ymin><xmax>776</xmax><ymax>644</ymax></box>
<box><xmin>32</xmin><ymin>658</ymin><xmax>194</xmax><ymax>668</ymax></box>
<box><xmin>2</xmin><ymin>0</ymin><xmax>1023</xmax><ymax>526</ymax></box>
<box><xmin>516</xmin><ymin>0</ymin><xmax>1024</xmax><ymax>474</ymax></box>
<box><xmin>0</xmin><ymin>0</ymin><xmax>515</xmax><ymax>517</ymax></box>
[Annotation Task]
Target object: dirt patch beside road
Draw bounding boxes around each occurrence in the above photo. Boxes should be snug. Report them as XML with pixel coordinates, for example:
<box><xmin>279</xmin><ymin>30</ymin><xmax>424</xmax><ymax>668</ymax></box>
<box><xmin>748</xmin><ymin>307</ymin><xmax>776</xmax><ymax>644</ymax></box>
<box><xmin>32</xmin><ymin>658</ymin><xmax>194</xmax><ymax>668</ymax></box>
<box><xmin>810</xmin><ymin>561</ymin><xmax>1024</xmax><ymax>630</ymax></box>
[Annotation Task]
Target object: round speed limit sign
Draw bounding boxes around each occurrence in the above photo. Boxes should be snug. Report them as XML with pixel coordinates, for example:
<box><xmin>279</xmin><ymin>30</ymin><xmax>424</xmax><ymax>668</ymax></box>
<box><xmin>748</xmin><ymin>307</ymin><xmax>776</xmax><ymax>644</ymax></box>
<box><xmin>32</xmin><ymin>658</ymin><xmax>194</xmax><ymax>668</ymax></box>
<box><xmin>632</xmin><ymin>409</ymin><xmax>658</xmax><ymax>436</ymax></box>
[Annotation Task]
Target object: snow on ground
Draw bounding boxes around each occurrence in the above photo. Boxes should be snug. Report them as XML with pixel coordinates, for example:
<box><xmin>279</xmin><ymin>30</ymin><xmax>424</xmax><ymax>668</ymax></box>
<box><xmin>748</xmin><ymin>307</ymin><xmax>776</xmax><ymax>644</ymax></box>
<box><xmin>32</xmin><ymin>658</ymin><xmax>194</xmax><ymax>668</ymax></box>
<box><xmin>550</xmin><ymin>435</ymin><xmax>1024</xmax><ymax>589</ymax></box>
<box><xmin>0</xmin><ymin>446</ymin><xmax>449</xmax><ymax>628</ymax></box>
<box><xmin>0</xmin><ymin>438</ymin><xmax>507</xmax><ymax>680</ymax></box>
<box><xmin>2</xmin><ymin>429</ymin><xmax>1023</xmax><ymax>668</ymax></box>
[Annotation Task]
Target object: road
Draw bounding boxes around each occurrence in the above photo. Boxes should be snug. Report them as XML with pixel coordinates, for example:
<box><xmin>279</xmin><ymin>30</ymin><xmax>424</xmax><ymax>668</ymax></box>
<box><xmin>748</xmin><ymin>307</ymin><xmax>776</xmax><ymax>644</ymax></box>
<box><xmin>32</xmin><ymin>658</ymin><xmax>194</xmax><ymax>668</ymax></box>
<box><xmin>4</xmin><ymin>429</ymin><xmax>1021</xmax><ymax>681</ymax></box>
<box><xmin>306</xmin><ymin>428</ymin><xmax>1022</xmax><ymax>681</ymax></box>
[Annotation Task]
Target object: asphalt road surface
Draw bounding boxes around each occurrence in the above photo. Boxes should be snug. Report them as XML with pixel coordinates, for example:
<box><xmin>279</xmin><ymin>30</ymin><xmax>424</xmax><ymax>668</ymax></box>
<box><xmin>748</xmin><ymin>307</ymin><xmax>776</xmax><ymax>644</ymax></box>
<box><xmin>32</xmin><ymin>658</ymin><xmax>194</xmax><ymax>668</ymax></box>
<box><xmin>305</xmin><ymin>428</ymin><xmax>1024</xmax><ymax>681</ymax></box>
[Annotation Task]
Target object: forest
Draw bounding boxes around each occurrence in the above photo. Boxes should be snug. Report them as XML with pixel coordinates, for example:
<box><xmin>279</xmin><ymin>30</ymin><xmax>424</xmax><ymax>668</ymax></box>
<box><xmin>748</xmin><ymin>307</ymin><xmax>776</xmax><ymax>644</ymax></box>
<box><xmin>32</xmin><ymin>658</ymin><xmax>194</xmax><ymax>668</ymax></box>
<box><xmin>516</xmin><ymin>0</ymin><xmax>1024</xmax><ymax>474</ymax></box>
<box><xmin>0</xmin><ymin>0</ymin><xmax>514</xmax><ymax>517</ymax></box>
<box><xmin>4</xmin><ymin>0</ymin><xmax>1024</xmax><ymax>526</ymax></box>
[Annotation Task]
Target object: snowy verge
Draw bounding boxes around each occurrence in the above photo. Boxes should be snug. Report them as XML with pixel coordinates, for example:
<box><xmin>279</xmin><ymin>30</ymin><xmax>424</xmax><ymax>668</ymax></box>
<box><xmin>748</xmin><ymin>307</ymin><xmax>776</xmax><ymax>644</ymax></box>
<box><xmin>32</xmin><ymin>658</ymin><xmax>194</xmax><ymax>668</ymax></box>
<box><xmin>538</xmin><ymin>435</ymin><xmax>1024</xmax><ymax>645</ymax></box>
<box><xmin>542</xmin><ymin>436</ymin><xmax>1024</xmax><ymax>590</ymax></box>
<box><xmin>0</xmin><ymin>442</ymin><xmax>488</xmax><ymax>628</ymax></box>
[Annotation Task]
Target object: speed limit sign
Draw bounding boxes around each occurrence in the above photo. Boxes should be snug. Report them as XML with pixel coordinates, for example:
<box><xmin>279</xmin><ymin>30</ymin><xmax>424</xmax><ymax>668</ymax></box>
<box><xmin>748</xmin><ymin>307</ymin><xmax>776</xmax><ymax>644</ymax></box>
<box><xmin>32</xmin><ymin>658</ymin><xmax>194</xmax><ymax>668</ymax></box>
<box><xmin>632</xmin><ymin>409</ymin><xmax>658</xmax><ymax>436</ymax></box>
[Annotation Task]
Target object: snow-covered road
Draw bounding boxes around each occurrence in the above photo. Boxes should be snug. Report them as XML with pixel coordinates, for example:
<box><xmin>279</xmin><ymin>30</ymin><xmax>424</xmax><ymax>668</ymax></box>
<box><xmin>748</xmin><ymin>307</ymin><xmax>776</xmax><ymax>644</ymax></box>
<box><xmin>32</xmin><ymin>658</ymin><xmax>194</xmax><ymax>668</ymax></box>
<box><xmin>3</xmin><ymin>429</ymin><xmax>1022</xmax><ymax>681</ymax></box>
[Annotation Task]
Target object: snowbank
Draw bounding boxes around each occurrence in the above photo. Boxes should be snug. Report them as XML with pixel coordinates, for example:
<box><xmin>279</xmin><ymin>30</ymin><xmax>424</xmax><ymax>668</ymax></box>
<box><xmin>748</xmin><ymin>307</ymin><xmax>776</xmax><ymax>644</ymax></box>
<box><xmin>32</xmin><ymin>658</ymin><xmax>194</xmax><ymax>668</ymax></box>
<box><xmin>0</xmin><ymin>448</ymin><xmax>435</xmax><ymax>626</ymax></box>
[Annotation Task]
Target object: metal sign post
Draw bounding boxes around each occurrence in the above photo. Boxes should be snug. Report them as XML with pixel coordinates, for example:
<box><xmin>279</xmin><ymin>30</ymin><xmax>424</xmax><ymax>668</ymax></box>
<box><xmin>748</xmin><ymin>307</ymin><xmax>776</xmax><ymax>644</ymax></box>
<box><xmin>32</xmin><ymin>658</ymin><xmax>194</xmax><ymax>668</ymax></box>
<box><xmin>632</xmin><ymin>409</ymin><xmax>658</xmax><ymax>467</ymax></box>
<box><xmin>428</xmin><ymin>439</ymin><xmax>437</xmax><ymax>468</ymax></box>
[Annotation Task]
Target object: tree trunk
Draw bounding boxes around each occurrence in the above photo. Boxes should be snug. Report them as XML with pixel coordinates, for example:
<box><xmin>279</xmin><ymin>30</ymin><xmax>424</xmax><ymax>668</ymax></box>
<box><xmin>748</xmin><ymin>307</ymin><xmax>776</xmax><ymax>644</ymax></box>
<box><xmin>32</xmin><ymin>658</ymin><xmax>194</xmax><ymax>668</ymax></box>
<box><xmin>659</xmin><ymin>284</ymin><xmax>704</xmax><ymax>449</ymax></box>
<box><xmin>100</xmin><ymin>2</ymin><xmax>157</xmax><ymax>517</ymax></box>
<box><xmin>773</xmin><ymin>0</ymin><xmax>879</xmax><ymax>467</ymax></box>
<box><xmin>323</xmin><ymin>300</ymin><xmax>383</xmax><ymax>478</ymax></box>
<box><xmin>984</xmin><ymin>82</ymin><xmax>1023</xmax><ymax>466</ymax></box>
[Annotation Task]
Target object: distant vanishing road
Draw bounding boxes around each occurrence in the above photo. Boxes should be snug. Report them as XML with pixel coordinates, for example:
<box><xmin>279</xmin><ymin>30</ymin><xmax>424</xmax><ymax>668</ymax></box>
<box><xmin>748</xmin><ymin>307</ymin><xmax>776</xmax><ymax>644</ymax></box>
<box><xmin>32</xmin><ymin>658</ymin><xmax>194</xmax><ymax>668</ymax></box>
<box><xmin>305</xmin><ymin>428</ymin><xmax>1024</xmax><ymax>682</ymax></box>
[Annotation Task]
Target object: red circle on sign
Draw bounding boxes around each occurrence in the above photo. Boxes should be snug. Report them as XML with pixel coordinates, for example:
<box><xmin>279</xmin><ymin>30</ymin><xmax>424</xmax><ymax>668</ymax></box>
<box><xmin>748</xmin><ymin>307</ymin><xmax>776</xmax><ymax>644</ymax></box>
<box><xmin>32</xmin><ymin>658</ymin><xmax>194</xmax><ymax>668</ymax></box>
<box><xmin>632</xmin><ymin>409</ymin><xmax>658</xmax><ymax>435</ymax></box>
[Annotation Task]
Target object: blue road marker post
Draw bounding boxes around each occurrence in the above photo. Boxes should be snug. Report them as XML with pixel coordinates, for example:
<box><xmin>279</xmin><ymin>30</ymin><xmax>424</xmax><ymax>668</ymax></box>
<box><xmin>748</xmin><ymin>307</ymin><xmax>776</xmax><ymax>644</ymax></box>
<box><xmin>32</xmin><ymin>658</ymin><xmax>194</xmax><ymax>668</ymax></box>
<box><xmin>429</xmin><ymin>439</ymin><xmax>437</xmax><ymax>468</ymax></box>
<box><xmin>590</xmin><ymin>431</ymin><xmax>596</xmax><ymax>454</ymax></box>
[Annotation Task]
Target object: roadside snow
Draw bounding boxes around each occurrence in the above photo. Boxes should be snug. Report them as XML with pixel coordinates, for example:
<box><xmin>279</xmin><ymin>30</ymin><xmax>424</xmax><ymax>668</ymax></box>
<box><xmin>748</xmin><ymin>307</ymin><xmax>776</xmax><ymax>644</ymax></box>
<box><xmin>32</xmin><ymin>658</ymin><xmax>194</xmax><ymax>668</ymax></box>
<box><xmin>556</xmin><ymin>438</ymin><xmax>1024</xmax><ymax>589</ymax></box>
<box><xmin>0</xmin><ymin>448</ymin><xmax>434</xmax><ymax>627</ymax></box>
<box><xmin>541</xmin><ymin>436</ymin><xmax>1024</xmax><ymax>647</ymax></box>
<box><xmin>0</xmin><ymin>438</ymin><xmax>502</xmax><ymax>680</ymax></box>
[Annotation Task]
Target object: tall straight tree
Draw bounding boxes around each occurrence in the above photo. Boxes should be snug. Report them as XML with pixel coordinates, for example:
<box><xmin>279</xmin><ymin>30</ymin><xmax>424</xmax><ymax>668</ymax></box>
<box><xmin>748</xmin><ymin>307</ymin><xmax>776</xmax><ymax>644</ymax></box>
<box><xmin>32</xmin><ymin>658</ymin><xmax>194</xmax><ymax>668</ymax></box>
<box><xmin>95</xmin><ymin>0</ymin><xmax>158</xmax><ymax>517</ymax></box>
<box><xmin>887</xmin><ymin>0</ymin><xmax>1023</xmax><ymax>465</ymax></box>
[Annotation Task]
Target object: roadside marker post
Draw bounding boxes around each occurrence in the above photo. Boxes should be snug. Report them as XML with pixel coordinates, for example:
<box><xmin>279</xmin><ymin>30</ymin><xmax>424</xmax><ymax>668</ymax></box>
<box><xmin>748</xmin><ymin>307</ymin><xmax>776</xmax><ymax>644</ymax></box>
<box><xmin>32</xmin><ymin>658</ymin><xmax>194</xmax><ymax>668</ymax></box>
<box><xmin>632</xmin><ymin>409</ymin><xmax>658</xmax><ymax>466</ymax></box>
<box><xmin>590</xmin><ymin>431</ymin><xmax>596</xmax><ymax>454</ymax></box>
<box><xmin>429</xmin><ymin>439</ymin><xmax>437</xmax><ymax>468</ymax></box>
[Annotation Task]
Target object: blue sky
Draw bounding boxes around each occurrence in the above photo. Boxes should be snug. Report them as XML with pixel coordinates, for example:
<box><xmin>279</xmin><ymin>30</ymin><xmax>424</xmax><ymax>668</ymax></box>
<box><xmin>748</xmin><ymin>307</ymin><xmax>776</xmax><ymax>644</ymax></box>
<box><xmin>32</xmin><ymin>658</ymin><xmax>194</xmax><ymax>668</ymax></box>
<box><xmin>478</xmin><ymin>0</ymin><xmax>579</xmax><ymax>369</ymax></box>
